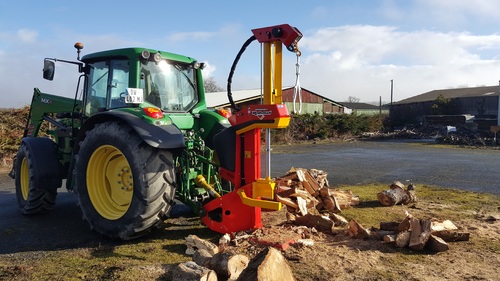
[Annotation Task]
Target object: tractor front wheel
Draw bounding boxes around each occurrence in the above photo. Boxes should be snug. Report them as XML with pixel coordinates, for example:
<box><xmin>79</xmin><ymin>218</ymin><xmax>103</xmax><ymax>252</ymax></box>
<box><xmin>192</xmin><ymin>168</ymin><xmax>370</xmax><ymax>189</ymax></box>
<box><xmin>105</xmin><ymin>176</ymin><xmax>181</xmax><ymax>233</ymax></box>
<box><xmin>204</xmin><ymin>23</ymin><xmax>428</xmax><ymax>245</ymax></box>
<box><xmin>14</xmin><ymin>142</ymin><xmax>57</xmax><ymax>214</ymax></box>
<box><xmin>75</xmin><ymin>121</ymin><xmax>176</xmax><ymax>240</ymax></box>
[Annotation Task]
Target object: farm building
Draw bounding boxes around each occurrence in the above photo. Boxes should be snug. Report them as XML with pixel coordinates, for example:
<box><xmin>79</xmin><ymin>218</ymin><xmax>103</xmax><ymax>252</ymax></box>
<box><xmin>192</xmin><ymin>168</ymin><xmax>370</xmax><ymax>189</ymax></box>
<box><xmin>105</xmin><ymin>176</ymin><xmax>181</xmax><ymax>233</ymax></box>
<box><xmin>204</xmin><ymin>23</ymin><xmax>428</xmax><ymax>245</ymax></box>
<box><xmin>205</xmin><ymin>87</ymin><xmax>345</xmax><ymax>115</ymax></box>
<box><xmin>339</xmin><ymin>102</ymin><xmax>389</xmax><ymax>116</ymax></box>
<box><xmin>390</xmin><ymin>85</ymin><xmax>500</xmax><ymax>129</ymax></box>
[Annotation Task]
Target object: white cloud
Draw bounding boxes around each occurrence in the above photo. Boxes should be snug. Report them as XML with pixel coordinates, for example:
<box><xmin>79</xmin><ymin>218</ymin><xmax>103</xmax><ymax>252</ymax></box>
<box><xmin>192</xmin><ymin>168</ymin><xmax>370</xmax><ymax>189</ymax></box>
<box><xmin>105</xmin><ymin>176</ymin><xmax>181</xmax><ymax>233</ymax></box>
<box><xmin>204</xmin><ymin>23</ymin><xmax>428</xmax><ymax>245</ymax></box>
<box><xmin>168</xmin><ymin>31</ymin><xmax>216</xmax><ymax>42</ymax></box>
<box><xmin>17</xmin><ymin>29</ymin><xmax>38</xmax><ymax>43</ymax></box>
<box><xmin>297</xmin><ymin>25</ymin><xmax>500</xmax><ymax>103</ymax></box>
<box><xmin>201</xmin><ymin>61</ymin><xmax>216</xmax><ymax>77</ymax></box>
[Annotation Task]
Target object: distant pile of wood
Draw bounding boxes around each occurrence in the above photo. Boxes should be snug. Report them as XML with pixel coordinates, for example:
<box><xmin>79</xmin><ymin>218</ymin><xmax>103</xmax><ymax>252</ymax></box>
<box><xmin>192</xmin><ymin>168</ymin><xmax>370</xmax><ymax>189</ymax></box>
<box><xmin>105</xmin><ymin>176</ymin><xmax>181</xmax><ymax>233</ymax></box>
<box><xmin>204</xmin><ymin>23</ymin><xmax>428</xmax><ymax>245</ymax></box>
<box><xmin>174</xmin><ymin>235</ymin><xmax>296</xmax><ymax>281</ymax></box>
<box><xmin>345</xmin><ymin>212</ymin><xmax>470</xmax><ymax>252</ymax></box>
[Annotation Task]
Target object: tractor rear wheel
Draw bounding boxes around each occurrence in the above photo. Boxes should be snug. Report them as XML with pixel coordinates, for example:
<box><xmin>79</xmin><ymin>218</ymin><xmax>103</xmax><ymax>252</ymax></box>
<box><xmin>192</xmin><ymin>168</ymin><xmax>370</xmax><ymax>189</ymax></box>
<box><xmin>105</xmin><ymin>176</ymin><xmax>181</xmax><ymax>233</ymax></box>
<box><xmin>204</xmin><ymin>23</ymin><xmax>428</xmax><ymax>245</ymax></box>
<box><xmin>14</xmin><ymin>142</ymin><xmax>57</xmax><ymax>214</ymax></box>
<box><xmin>75</xmin><ymin>121</ymin><xmax>176</xmax><ymax>240</ymax></box>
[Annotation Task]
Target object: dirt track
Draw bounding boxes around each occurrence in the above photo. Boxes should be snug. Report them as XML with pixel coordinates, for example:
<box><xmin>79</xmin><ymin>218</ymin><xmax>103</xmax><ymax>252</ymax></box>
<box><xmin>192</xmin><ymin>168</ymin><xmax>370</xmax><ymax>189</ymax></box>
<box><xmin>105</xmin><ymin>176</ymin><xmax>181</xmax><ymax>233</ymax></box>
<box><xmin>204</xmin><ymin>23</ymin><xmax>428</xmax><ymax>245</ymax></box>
<box><xmin>1</xmin><ymin>139</ymin><xmax>499</xmax><ymax>255</ymax></box>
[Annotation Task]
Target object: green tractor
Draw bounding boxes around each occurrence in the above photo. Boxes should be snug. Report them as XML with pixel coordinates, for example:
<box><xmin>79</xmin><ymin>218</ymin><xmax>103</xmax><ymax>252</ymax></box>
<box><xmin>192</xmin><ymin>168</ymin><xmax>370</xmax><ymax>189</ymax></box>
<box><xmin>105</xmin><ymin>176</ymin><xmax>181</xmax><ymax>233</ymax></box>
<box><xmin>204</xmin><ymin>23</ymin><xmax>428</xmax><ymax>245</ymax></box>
<box><xmin>10</xmin><ymin>43</ymin><xmax>232</xmax><ymax>239</ymax></box>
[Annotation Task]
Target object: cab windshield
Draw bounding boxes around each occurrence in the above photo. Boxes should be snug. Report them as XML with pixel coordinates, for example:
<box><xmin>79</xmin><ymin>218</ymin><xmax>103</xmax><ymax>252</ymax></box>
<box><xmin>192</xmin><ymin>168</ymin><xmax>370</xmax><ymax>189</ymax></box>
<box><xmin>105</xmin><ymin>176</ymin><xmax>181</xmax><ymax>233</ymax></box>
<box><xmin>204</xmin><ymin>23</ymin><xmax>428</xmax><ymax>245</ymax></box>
<box><xmin>140</xmin><ymin>60</ymin><xmax>198</xmax><ymax>112</ymax></box>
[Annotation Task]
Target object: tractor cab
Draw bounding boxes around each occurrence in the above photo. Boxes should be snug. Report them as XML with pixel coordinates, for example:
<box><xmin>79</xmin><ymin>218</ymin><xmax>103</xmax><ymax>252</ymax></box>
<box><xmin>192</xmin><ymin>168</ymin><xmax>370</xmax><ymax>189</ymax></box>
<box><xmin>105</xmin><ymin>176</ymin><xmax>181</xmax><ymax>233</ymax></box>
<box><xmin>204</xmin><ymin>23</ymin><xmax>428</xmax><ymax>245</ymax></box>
<box><xmin>44</xmin><ymin>46</ymin><xmax>206</xmax><ymax>118</ymax></box>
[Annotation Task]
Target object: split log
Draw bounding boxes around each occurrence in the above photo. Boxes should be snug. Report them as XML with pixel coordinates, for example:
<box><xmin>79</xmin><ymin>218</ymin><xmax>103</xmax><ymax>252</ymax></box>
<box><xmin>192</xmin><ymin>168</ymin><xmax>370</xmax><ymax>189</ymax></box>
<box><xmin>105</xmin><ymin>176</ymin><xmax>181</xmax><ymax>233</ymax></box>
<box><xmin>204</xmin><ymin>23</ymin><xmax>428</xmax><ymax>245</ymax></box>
<box><xmin>330</xmin><ymin>213</ymin><xmax>349</xmax><ymax>227</ymax></box>
<box><xmin>319</xmin><ymin>187</ymin><xmax>333</xmax><ymax>197</ymax></box>
<box><xmin>293</xmin><ymin>214</ymin><xmax>333</xmax><ymax>232</ymax></box>
<box><xmin>390</xmin><ymin>181</ymin><xmax>405</xmax><ymax>191</ymax></box>
<box><xmin>430</xmin><ymin>219</ymin><xmax>469</xmax><ymax>241</ymax></box>
<box><xmin>305</xmin><ymin>171</ymin><xmax>321</xmax><ymax>193</ymax></box>
<box><xmin>236</xmin><ymin>247</ymin><xmax>295</xmax><ymax>281</ymax></box>
<box><xmin>426</xmin><ymin>235</ymin><xmax>449</xmax><ymax>252</ymax></box>
<box><xmin>372</xmin><ymin>229</ymin><xmax>398</xmax><ymax>240</ymax></box>
<box><xmin>296</xmin><ymin>169</ymin><xmax>315</xmax><ymax>195</ymax></box>
<box><xmin>305</xmin><ymin>196</ymin><xmax>320</xmax><ymax>209</ymax></box>
<box><xmin>277</xmin><ymin>187</ymin><xmax>308</xmax><ymax>199</ymax></box>
<box><xmin>172</xmin><ymin>261</ymin><xmax>217</xmax><ymax>281</ymax></box>
<box><xmin>193</xmin><ymin>249</ymin><xmax>213</xmax><ymax>268</ymax></box>
<box><xmin>296</xmin><ymin>196</ymin><xmax>308</xmax><ymax>215</ymax></box>
<box><xmin>377</xmin><ymin>188</ymin><xmax>410</xmax><ymax>206</ymax></box>
<box><xmin>346</xmin><ymin>219</ymin><xmax>369</xmax><ymax>239</ymax></box>
<box><xmin>398</xmin><ymin>213</ymin><xmax>413</xmax><ymax>232</ymax></box>
<box><xmin>396</xmin><ymin>231</ymin><xmax>411</xmax><ymax>248</ymax></box>
<box><xmin>406</xmin><ymin>184</ymin><xmax>418</xmax><ymax>202</ymax></box>
<box><xmin>380</xmin><ymin>221</ymin><xmax>401</xmax><ymax>231</ymax></box>
<box><xmin>383</xmin><ymin>235</ymin><xmax>397</xmax><ymax>243</ymax></box>
<box><xmin>286</xmin><ymin>212</ymin><xmax>296</xmax><ymax>222</ymax></box>
<box><xmin>185</xmin><ymin>235</ymin><xmax>219</xmax><ymax>256</ymax></box>
<box><xmin>322</xmin><ymin>195</ymin><xmax>341</xmax><ymax>213</ymax></box>
<box><xmin>209</xmin><ymin>252</ymin><xmax>250</xmax><ymax>280</ymax></box>
<box><xmin>276</xmin><ymin>195</ymin><xmax>299</xmax><ymax>209</ymax></box>
<box><xmin>274</xmin><ymin>178</ymin><xmax>292</xmax><ymax>188</ymax></box>
<box><xmin>409</xmin><ymin>218</ymin><xmax>432</xmax><ymax>250</ymax></box>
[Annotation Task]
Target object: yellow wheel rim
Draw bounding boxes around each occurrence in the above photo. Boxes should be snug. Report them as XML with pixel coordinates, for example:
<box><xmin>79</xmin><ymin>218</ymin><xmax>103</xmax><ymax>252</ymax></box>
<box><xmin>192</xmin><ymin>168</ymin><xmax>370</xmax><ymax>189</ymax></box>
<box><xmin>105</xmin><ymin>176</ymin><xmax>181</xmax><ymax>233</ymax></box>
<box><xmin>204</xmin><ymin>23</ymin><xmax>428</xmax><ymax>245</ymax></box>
<box><xmin>20</xmin><ymin>157</ymin><xmax>29</xmax><ymax>200</ymax></box>
<box><xmin>87</xmin><ymin>145</ymin><xmax>133</xmax><ymax>220</ymax></box>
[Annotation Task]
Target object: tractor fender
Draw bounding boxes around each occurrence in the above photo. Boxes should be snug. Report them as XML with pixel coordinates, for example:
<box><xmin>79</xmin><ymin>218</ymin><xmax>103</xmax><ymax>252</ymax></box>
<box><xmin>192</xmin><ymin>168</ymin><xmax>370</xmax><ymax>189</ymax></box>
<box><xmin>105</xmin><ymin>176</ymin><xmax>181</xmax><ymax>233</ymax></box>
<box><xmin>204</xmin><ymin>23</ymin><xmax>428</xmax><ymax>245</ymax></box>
<box><xmin>20</xmin><ymin>137</ymin><xmax>62</xmax><ymax>190</ymax></box>
<box><xmin>75</xmin><ymin>111</ymin><xmax>185</xmax><ymax>153</ymax></box>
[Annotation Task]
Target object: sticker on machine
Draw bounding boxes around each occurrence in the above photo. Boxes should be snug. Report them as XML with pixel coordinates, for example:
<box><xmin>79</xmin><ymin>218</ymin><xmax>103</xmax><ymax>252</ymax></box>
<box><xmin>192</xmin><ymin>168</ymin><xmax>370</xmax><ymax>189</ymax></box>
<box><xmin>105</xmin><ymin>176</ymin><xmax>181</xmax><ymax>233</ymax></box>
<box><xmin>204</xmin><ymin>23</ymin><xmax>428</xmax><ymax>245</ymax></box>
<box><xmin>252</xmin><ymin>110</ymin><xmax>272</xmax><ymax>120</ymax></box>
<box><xmin>125</xmin><ymin>88</ymin><xmax>144</xmax><ymax>104</ymax></box>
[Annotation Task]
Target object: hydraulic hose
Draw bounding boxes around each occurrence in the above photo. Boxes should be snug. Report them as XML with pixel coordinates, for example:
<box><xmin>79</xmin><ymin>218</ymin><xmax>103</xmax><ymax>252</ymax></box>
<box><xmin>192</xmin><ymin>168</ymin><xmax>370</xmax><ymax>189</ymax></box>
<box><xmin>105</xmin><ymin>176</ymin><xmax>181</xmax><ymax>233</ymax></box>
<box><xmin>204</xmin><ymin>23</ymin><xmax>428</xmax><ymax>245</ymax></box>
<box><xmin>227</xmin><ymin>35</ymin><xmax>257</xmax><ymax>112</ymax></box>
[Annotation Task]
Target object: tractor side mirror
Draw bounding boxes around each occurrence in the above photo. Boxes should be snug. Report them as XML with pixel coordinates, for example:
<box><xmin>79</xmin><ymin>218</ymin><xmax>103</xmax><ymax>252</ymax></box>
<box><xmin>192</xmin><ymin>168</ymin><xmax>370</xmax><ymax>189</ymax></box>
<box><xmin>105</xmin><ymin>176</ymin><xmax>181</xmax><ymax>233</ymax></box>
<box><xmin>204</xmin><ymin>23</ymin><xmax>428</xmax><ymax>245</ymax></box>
<box><xmin>43</xmin><ymin>59</ymin><xmax>55</xmax><ymax>81</ymax></box>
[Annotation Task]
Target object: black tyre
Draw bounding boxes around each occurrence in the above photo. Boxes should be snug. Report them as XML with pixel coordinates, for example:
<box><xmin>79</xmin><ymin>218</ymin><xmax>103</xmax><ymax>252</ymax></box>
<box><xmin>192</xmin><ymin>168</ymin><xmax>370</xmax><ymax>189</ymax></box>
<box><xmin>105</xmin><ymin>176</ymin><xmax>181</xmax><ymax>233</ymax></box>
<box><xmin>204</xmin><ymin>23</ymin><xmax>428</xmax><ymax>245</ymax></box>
<box><xmin>75</xmin><ymin>121</ymin><xmax>176</xmax><ymax>240</ymax></box>
<box><xmin>14</xmin><ymin>142</ymin><xmax>57</xmax><ymax>214</ymax></box>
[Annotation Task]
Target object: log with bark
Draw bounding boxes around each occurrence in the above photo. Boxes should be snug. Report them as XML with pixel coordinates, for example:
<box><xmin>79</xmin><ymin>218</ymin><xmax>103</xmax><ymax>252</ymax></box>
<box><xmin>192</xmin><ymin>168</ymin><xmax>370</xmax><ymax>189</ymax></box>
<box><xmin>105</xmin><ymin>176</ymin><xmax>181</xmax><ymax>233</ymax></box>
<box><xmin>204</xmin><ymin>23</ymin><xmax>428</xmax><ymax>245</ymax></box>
<box><xmin>409</xmin><ymin>218</ymin><xmax>432</xmax><ymax>250</ymax></box>
<box><xmin>293</xmin><ymin>214</ymin><xmax>333</xmax><ymax>232</ymax></box>
<box><xmin>236</xmin><ymin>247</ymin><xmax>296</xmax><ymax>281</ymax></box>
<box><xmin>346</xmin><ymin>219</ymin><xmax>369</xmax><ymax>239</ymax></box>
<box><xmin>377</xmin><ymin>181</ymin><xmax>417</xmax><ymax>206</ymax></box>
<box><xmin>426</xmin><ymin>235</ymin><xmax>449</xmax><ymax>252</ymax></box>
<box><xmin>186</xmin><ymin>235</ymin><xmax>219</xmax><ymax>256</ymax></box>
<box><xmin>396</xmin><ymin>230</ymin><xmax>411</xmax><ymax>248</ymax></box>
<box><xmin>380</xmin><ymin>221</ymin><xmax>401</xmax><ymax>231</ymax></box>
<box><xmin>172</xmin><ymin>261</ymin><xmax>217</xmax><ymax>281</ymax></box>
<box><xmin>209</xmin><ymin>252</ymin><xmax>250</xmax><ymax>280</ymax></box>
<box><xmin>430</xmin><ymin>219</ymin><xmax>469</xmax><ymax>241</ymax></box>
<box><xmin>193</xmin><ymin>249</ymin><xmax>213</xmax><ymax>268</ymax></box>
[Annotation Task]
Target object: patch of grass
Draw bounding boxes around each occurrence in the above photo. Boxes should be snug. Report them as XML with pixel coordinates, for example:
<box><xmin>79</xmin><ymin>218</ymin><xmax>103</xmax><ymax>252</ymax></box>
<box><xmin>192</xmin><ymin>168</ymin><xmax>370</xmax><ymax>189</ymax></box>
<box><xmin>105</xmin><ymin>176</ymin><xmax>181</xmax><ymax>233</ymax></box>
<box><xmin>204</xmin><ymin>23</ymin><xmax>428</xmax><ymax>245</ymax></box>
<box><xmin>334</xmin><ymin>183</ymin><xmax>500</xmax><ymax>229</ymax></box>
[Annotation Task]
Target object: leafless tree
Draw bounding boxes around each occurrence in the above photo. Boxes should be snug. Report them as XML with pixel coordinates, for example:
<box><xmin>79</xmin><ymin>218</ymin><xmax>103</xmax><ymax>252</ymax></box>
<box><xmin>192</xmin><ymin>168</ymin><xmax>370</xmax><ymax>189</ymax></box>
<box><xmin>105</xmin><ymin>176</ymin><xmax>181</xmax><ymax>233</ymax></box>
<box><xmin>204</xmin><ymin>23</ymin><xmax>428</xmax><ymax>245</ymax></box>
<box><xmin>346</xmin><ymin>96</ymin><xmax>360</xmax><ymax>103</ymax></box>
<box><xmin>203</xmin><ymin>76</ymin><xmax>224</xmax><ymax>93</ymax></box>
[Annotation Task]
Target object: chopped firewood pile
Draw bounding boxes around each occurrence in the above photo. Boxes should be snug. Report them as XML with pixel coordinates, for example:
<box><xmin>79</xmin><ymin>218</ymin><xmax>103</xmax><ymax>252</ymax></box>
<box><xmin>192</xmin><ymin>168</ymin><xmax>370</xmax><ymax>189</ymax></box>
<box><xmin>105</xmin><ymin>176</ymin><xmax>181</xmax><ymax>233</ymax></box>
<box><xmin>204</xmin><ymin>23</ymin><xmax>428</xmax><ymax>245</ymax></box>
<box><xmin>274</xmin><ymin>167</ymin><xmax>359</xmax><ymax>219</ymax></box>
<box><xmin>342</xmin><ymin>211</ymin><xmax>470</xmax><ymax>252</ymax></box>
<box><xmin>377</xmin><ymin>181</ymin><xmax>418</xmax><ymax>206</ymax></box>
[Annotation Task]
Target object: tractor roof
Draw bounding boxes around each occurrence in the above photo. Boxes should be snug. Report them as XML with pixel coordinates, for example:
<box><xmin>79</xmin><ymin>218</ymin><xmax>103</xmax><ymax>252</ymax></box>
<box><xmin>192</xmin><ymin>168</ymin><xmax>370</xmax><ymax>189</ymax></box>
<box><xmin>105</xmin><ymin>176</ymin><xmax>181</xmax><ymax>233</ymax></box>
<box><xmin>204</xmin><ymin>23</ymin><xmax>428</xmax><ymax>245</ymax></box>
<box><xmin>81</xmin><ymin>47</ymin><xmax>197</xmax><ymax>64</ymax></box>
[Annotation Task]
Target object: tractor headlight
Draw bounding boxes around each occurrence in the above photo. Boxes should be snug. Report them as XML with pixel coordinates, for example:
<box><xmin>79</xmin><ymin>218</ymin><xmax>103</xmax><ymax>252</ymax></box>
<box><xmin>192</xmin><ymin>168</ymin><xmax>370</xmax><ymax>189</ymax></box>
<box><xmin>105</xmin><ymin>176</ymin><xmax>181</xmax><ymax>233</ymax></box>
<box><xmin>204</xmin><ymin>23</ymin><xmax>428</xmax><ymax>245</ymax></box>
<box><xmin>153</xmin><ymin>52</ymin><xmax>162</xmax><ymax>63</ymax></box>
<box><xmin>192</xmin><ymin>61</ymin><xmax>201</xmax><ymax>69</ymax></box>
<box><xmin>141</xmin><ymin>50</ymin><xmax>150</xmax><ymax>60</ymax></box>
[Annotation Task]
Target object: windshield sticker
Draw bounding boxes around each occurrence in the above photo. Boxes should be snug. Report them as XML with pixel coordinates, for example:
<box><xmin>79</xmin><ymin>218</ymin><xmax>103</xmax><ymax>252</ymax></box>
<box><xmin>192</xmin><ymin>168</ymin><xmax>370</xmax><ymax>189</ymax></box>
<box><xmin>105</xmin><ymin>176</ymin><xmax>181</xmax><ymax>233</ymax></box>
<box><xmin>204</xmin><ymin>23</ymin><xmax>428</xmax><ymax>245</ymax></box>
<box><xmin>125</xmin><ymin>88</ymin><xmax>144</xmax><ymax>104</ymax></box>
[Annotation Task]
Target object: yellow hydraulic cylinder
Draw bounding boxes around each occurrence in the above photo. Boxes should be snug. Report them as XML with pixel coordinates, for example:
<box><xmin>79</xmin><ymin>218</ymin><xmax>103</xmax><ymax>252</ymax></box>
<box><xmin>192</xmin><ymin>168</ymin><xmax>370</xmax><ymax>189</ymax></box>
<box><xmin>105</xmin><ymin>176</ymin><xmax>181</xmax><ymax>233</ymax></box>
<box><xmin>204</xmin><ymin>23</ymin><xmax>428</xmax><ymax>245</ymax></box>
<box><xmin>263</xmin><ymin>42</ymin><xmax>283</xmax><ymax>105</ymax></box>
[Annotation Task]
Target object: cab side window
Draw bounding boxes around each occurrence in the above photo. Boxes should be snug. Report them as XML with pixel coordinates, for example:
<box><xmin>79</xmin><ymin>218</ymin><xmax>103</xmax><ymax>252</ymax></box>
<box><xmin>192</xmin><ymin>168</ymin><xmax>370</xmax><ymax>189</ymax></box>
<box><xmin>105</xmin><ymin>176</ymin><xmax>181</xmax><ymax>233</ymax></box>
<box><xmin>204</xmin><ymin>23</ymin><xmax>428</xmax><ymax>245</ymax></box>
<box><xmin>84</xmin><ymin>59</ymin><xmax>129</xmax><ymax>116</ymax></box>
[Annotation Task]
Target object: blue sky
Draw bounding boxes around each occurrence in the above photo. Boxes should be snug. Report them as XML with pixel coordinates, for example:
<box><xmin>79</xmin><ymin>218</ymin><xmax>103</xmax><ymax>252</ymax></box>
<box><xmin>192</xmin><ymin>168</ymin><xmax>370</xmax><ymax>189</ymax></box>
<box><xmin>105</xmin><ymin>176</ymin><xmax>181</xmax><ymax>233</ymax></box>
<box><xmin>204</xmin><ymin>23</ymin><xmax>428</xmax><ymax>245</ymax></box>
<box><xmin>2</xmin><ymin>0</ymin><xmax>500</xmax><ymax>108</ymax></box>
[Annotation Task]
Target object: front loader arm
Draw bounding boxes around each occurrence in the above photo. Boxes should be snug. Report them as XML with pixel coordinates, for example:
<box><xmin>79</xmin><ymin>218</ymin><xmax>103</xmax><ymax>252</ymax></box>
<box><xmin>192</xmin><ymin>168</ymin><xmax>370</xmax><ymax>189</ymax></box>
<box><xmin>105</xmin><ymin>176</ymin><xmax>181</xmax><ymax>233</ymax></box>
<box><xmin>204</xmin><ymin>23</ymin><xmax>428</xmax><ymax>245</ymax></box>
<box><xmin>24</xmin><ymin>88</ymin><xmax>81</xmax><ymax>137</ymax></box>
